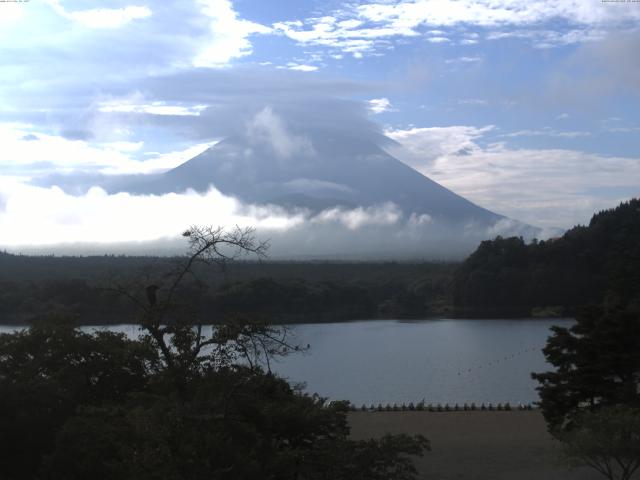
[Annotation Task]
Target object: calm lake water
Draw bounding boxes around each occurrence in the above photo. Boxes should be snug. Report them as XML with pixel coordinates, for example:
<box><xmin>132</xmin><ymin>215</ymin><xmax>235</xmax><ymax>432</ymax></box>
<box><xmin>0</xmin><ymin>319</ymin><xmax>571</xmax><ymax>406</ymax></box>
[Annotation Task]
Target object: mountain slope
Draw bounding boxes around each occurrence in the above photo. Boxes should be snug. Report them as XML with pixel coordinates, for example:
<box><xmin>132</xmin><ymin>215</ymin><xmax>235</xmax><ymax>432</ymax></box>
<box><xmin>108</xmin><ymin>132</ymin><xmax>505</xmax><ymax>226</ymax></box>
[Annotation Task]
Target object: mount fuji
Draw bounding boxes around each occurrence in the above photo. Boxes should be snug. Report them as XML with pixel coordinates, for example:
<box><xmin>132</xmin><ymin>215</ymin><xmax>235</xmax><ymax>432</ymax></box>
<box><xmin>105</xmin><ymin>132</ymin><xmax>506</xmax><ymax>226</ymax></box>
<box><xmin>34</xmin><ymin>111</ymin><xmax>538</xmax><ymax>258</ymax></box>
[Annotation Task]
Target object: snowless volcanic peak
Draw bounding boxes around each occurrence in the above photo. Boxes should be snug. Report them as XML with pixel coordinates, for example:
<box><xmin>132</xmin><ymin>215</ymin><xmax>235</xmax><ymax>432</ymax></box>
<box><xmin>29</xmin><ymin>123</ymin><xmax>538</xmax><ymax>259</ymax></box>
<box><xmin>112</xmin><ymin>131</ymin><xmax>503</xmax><ymax>227</ymax></box>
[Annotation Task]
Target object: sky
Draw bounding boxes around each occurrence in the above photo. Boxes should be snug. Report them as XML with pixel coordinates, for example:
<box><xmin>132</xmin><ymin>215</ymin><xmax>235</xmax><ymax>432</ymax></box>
<box><xmin>0</xmin><ymin>0</ymin><xmax>639</xmax><ymax>255</ymax></box>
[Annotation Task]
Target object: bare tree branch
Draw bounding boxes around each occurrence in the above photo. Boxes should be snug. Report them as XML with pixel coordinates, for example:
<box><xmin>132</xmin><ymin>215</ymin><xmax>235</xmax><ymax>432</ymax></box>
<box><xmin>103</xmin><ymin>226</ymin><xmax>300</xmax><ymax>380</ymax></box>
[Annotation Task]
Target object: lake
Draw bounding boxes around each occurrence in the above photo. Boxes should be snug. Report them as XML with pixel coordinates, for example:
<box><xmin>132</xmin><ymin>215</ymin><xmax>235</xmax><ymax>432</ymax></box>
<box><xmin>0</xmin><ymin>318</ymin><xmax>571</xmax><ymax>406</ymax></box>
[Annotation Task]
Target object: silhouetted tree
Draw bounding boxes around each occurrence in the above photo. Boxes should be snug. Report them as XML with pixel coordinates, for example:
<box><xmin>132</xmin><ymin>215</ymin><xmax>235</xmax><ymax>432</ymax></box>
<box><xmin>558</xmin><ymin>406</ymin><xmax>640</xmax><ymax>480</ymax></box>
<box><xmin>0</xmin><ymin>316</ymin><xmax>158</xmax><ymax>480</ymax></box>
<box><xmin>455</xmin><ymin>198</ymin><xmax>640</xmax><ymax>317</ymax></box>
<box><xmin>0</xmin><ymin>226</ymin><xmax>430</xmax><ymax>479</ymax></box>
<box><xmin>532</xmin><ymin>305</ymin><xmax>640</xmax><ymax>431</ymax></box>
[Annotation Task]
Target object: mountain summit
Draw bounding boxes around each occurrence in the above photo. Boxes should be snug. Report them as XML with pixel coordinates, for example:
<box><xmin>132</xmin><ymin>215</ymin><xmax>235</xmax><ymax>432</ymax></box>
<box><xmin>31</xmin><ymin>113</ymin><xmax>538</xmax><ymax>258</ymax></box>
<box><xmin>109</xmin><ymin>131</ymin><xmax>505</xmax><ymax>228</ymax></box>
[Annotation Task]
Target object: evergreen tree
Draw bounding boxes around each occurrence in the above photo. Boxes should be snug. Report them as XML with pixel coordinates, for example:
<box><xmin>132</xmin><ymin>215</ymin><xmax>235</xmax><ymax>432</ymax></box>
<box><xmin>532</xmin><ymin>305</ymin><xmax>640</xmax><ymax>431</ymax></box>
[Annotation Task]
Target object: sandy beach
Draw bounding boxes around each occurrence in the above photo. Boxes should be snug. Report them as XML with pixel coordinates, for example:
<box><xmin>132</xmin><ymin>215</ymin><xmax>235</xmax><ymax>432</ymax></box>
<box><xmin>349</xmin><ymin>410</ymin><xmax>611</xmax><ymax>480</ymax></box>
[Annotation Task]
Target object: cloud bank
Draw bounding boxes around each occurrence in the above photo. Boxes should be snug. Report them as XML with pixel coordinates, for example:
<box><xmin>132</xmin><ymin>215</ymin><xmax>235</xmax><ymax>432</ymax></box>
<box><xmin>45</xmin><ymin>1</ymin><xmax>152</xmax><ymax>29</ymax></box>
<box><xmin>2</xmin><ymin>1</ymin><xmax>639</xmax><ymax>257</ymax></box>
<box><xmin>386</xmin><ymin>126</ymin><xmax>640</xmax><ymax>230</ymax></box>
<box><xmin>3</xmin><ymin>94</ymin><xmax>638</xmax><ymax>257</ymax></box>
<box><xmin>273</xmin><ymin>0</ymin><xmax>640</xmax><ymax>57</ymax></box>
<box><xmin>0</xmin><ymin>179</ymin><xmax>524</xmax><ymax>259</ymax></box>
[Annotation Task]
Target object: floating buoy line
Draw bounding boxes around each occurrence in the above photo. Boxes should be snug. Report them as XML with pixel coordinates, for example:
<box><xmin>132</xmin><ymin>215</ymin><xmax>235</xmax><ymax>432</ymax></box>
<box><xmin>455</xmin><ymin>345</ymin><xmax>541</xmax><ymax>377</ymax></box>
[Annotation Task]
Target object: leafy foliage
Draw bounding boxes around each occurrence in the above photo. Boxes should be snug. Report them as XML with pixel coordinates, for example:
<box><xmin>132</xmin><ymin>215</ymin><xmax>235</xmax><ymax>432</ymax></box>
<box><xmin>0</xmin><ymin>318</ymin><xmax>158</xmax><ymax>480</ymax></box>
<box><xmin>0</xmin><ymin>259</ymin><xmax>454</xmax><ymax>324</ymax></box>
<box><xmin>454</xmin><ymin>198</ymin><xmax>640</xmax><ymax>317</ymax></box>
<box><xmin>532</xmin><ymin>305</ymin><xmax>640</xmax><ymax>431</ymax></box>
<box><xmin>558</xmin><ymin>406</ymin><xmax>640</xmax><ymax>480</ymax></box>
<box><xmin>0</xmin><ymin>321</ymin><xmax>428</xmax><ymax>480</ymax></box>
<box><xmin>0</xmin><ymin>226</ymin><xmax>429</xmax><ymax>480</ymax></box>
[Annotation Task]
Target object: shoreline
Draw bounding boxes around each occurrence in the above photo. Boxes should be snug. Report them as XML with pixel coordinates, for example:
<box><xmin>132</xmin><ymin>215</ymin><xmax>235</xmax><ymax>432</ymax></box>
<box><xmin>0</xmin><ymin>315</ymin><xmax>574</xmax><ymax>327</ymax></box>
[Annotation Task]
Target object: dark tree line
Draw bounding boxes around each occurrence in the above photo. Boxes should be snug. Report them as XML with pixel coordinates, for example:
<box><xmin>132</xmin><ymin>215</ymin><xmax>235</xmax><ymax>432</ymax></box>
<box><xmin>533</xmin><ymin>305</ymin><xmax>640</xmax><ymax>431</ymax></box>
<box><xmin>532</xmin><ymin>302</ymin><xmax>640</xmax><ymax>480</ymax></box>
<box><xmin>3</xmin><ymin>198</ymin><xmax>639</xmax><ymax>323</ymax></box>
<box><xmin>0</xmin><ymin>319</ymin><xmax>428</xmax><ymax>480</ymax></box>
<box><xmin>454</xmin><ymin>198</ymin><xmax>640</xmax><ymax>317</ymax></box>
<box><xmin>528</xmin><ymin>200</ymin><xmax>640</xmax><ymax>479</ymax></box>
<box><xmin>0</xmin><ymin>227</ymin><xmax>429</xmax><ymax>480</ymax></box>
<box><xmin>0</xmin><ymin>257</ymin><xmax>454</xmax><ymax>324</ymax></box>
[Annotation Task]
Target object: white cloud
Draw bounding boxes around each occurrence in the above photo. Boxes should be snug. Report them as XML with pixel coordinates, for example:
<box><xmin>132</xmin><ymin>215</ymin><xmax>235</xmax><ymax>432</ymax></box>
<box><xmin>426</xmin><ymin>36</ymin><xmax>450</xmax><ymax>43</ymax></box>
<box><xmin>486</xmin><ymin>27</ymin><xmax>607</xmax><ymax>48</ymax></box>
<box><xmin>0</xmin><ymin>3</ymin><xmax>25</xmax><ymax>26</ymax></box>
<box><xmin>97</xmin><ymin>97</ymin><xmax>207</xmax><ymax>116</ymax></box>
<box><xmin>387</xmin><ymin>125</ymin><xmax>640</xmax><ymax>229</ymax></box>
<box><xmin>100</xmin><ymin>142</ymin><xmax>217</xmax><ymax>175</ymax></box>
<box><xmin>0</xmin><ymin>181</ymin><xmax>302</xmax><ymax>245</ymax></box>
<box><xmin>311</xmin><ymin>203</ymin><xmax>402</xmax><ymax>230</ymax></box>
<box><xmin>338</xmin><ymin>19</ymin><xmax>364</xmax><ymax>30</ymax></box>
<box><xmin>0</xmin><ymin>123</ymin><xmax>128</xmax><ymax>173</ymax></box>
<box><xmin>278</xmin><ymin>63</ymin><xmax>319</xmax><ymax>72</ymax></box>
<box><xmin>283</xmin><ymin>178</ymin><xmax>354</xmax><ymax>195</ymax></box>
<box><xmin>0</xmin><ymin>123</ymin><xmax>215</xmax><ymax>175</ymax></box>
<box><xmin>274</xmin><ymin>0</ymin><xmax>638</xmax><ymax>56</ymax></box>
<box><xmin>408</xmin><ymin>212</ymin><xmax>433</xmax><ymax>226</ymax></box>
<box><xmin>502</xmin><ymin>128</ymin><xmax>591</xmax><ymax>138</ymax></box>
<box><xmin>445</xmin><ymin>55</ymin><xmax>482</xmax><ymax>64</ymax></box>
<box><xmin>0</xmin><ymin>177</ymin><xmax>497</xmax><ymax>258</ymax></box>
<box><xmin>246</xmin><ymin>107</ymin><xmax>315</xmax><ymax>159</ymax></box>
<box><xmin>386</xmin><ymin>125</ymin><xmax>493</xmax><ymax>168</ymax></box>
<box><xmin>606</xmin><ymin>126</ymin><xmax>640</xmax><ymax>134</ymax></box>
<box><xmin>193</xmin><ymin>0</ymin><xmax>271</xmax><ymax>67</ymax></box>
<box><xmin>46</xmin><ymin>1</ymin><xmax>152</xmax><ymax>29</ymax></box>
<box><xmin>368</xmin><ymin>97</ymin><xmax>393</xmax><ymax>114</ymax></box>
<box><xmin>356</xmin><ymin>1</ymin><xmax>638</xmax><ymax>29</ymax></box>
<box><xmin>272</xmin><ymin>14</ymin><xmax>416</xmax><ymax>57</ymax></box>
<box><xmin>457</xmin><ymin>98</ymin><xmax>488</xmax><ymax>105</ymax></box>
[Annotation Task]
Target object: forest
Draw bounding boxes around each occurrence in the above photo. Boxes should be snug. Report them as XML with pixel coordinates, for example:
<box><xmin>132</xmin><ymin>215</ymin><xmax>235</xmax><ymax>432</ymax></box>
<box><xmin>1</xmin><ymin>201</ymin><xmax>639</xmax><ymax>479</ymax></box>
<box><xmin>0</xmin><ymin>198</ymin><xmax>639</xmax><ymax>324</ymax></box>
<box><xmin>0</xmin><ymin>226</ymin><xmax>430</xmax><ymax>480</ymax></box>
<box><xmin>454</xmin><ymin>198</ymin><xmax>640</xmax><ymax>317</ymax></box>
<box><xmin>0</xmin><ymin>255</ymin><xmax>455</xmax><ymax>324</ymax></box>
